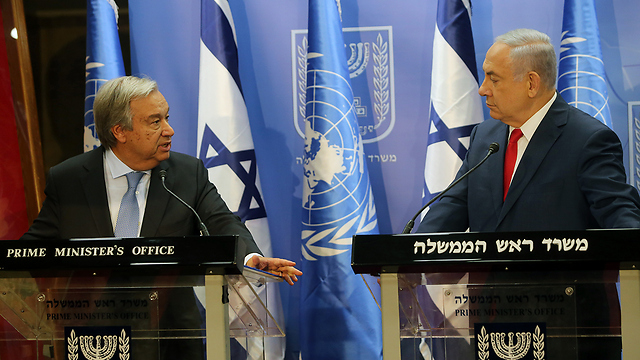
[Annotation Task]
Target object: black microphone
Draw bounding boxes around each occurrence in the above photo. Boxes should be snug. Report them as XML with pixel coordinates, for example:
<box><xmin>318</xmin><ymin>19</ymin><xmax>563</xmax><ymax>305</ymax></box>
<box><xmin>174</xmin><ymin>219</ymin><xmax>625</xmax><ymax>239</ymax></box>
<box><xmin>159</xmin><ymin>169</ymin><xmax>210</xmax><ymax>236</ymax></box>
<box><xmin>402</xmin><ymin>142</ymin><xmax>500</xmax><ymax>234</ymax></box>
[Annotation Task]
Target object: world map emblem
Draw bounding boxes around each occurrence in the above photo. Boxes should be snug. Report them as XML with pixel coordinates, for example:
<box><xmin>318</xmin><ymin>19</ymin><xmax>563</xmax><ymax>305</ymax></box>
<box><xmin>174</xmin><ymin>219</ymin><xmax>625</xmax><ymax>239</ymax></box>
<box><xmin>302</xmin><ymin>69</ymin><xmax>369</xmax><ymax>226</ymax></box>
<box><xmin>292</xmin><ymin>26</ymin><xmax>395</xmax><ymax>144</ymax></box>
<box><xmin>557</xmin><ymin>31</ymin><xmax>611</xmax><ymax>126</ymax></box>
<box><xmin>300</xmin><ymin>51</ymin><xmax>378</xmax><ymax>260</ymax></box>
<box><xmin>84</xmin><ymin>58</ymin><xmax>108</xmax><ymax>152</ymax></box>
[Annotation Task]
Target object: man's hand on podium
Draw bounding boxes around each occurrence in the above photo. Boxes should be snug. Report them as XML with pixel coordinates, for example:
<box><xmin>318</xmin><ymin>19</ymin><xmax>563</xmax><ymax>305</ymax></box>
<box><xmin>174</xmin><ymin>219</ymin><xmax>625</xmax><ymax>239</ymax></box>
<box><xmin>246</xmin><ymin>255</ymin><xmax>303</xmax><ymax>285</ymax></box>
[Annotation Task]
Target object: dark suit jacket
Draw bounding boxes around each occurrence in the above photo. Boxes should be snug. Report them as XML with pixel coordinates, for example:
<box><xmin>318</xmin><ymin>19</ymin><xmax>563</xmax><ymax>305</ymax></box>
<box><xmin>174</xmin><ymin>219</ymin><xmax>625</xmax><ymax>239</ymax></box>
<box><xmin>22</xmin><ymin>146</ymin><xmax>261</xmax><ymax>256</ymax></box>
<box><xmin>21</xmin><ymin>147</ymin><xmax>255</xmax><ymax>359</ymax></box>
<box><xmin>418</xmin><ymin>94</ymin><xmax>640</xmax><ymax>233</ymax></box>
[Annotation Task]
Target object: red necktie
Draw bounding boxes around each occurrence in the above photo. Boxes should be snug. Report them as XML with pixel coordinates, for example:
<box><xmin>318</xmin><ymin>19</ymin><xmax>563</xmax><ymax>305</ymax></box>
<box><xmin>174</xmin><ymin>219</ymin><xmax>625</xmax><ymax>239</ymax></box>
<box><xmin>503</xmin><ymin>128</ymin><xmax>523</xmax><ymax>201</ymax></box>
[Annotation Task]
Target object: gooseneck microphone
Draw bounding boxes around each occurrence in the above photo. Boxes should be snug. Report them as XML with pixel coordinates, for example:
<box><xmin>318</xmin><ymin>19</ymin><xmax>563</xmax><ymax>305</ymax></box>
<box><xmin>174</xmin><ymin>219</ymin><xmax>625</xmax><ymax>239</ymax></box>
<box><xmin>159</xmin><ymin>169</ymin><xmax>210</xmax><ymax>236</ymax></box>
<box><xmin>401</xmin><ymin>142</ymin><xmax>500</xmax><ymax>234</ymax></box>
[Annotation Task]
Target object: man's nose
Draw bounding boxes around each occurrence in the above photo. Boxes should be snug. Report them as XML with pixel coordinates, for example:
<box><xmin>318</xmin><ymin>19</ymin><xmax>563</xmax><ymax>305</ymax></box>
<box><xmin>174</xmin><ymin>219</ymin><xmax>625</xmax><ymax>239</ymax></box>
<box><xmin>478</xmin><ymin>80</ymin><xmax>489</xmax><ymax>97</ymax></box>
<box><xmin>163</xmin><ymin>121</ymin><xmax>174</xmax><ymax>136</ymax></box>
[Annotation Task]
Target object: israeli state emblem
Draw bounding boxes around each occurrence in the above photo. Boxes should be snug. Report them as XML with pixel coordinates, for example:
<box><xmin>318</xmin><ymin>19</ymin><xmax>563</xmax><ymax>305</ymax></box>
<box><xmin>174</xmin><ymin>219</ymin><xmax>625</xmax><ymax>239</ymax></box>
<box><xmin>292</xmin><ymin>26</ymin><xmax>395</xmax><ymax>144</ymax></box>
<box><xmin>475</xmin><ymin>323</ymin><xmax>545</xmax><ymax>360</ymax></box>
<box><xmin>65</xmin><ymin>326</ymin><xmax>130</xmax><ymax>360</ymax></box>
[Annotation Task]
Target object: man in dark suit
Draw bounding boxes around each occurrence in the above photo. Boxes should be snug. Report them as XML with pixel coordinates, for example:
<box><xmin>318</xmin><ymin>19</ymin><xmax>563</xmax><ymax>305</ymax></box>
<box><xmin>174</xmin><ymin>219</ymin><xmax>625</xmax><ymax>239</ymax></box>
<box><xmin>23</xmin><ymin>75</ymin><xmax>301</xmax><ymax>280</ymax></box>
<box><xmin>417</xmin><ymin>29</ymin><xmax>640</xmax><ymax>359</ymax></box>
<box><xmin>418</xmin><ymin>29</ymin><xmax>640</xmax><ymax>233</ymax></box>
<box><xmin>22</xmin><ymin>76</ymin><xmax>301</xmax><ymax>359</ymax></box>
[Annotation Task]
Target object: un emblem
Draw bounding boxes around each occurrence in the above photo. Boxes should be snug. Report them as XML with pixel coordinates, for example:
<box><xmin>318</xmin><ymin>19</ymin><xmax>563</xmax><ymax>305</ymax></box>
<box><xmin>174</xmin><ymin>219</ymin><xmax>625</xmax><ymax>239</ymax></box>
<box><xmin>292</xmin><ymin>26</ymin><xmax>395</xmax><ymax>144</ymax></box>
<box><xmin>65</xmin><ymin>326</ymin><xmax>130</xmax><ymax>360</ymax></box>
<box><xmin>83</xmin><ymin>74</ymin><xmax>108</xmax><ymax>152</ymax></box>
<box><xmin>475</xmin><ymin>323</ymin><xmax>545</xmax><ymax>360</ymax></box>
<box><xmin>300</xmin><ymin>68</ymin><xmax>378</xmax><ymax>260</ymax></box>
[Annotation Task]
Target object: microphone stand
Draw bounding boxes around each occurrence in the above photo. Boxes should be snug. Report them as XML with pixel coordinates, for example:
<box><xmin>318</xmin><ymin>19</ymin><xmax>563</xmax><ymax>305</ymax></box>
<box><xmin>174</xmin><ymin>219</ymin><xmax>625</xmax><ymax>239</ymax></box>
<box><xmin>402</xmin><ymin>143</ymin><xmax>499</xmax><ymax>234</ymax></box>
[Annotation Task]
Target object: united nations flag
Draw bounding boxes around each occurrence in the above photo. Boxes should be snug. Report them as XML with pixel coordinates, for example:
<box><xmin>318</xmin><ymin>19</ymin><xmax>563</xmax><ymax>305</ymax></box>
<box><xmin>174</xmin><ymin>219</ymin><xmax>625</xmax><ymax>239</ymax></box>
<box><xmin>84</xmin><ymin>0</ymin><xmax>126</xmax><ymax>152</ymax></box>
<box><xmin>300</xmin><ymin>0</ymin><xmax>382</xmax><ymax>359</ymax></box>
<box><xmin>558</xmin><ymin>0</ymin><xmax>612</xmax><ymax>128</ymax></box>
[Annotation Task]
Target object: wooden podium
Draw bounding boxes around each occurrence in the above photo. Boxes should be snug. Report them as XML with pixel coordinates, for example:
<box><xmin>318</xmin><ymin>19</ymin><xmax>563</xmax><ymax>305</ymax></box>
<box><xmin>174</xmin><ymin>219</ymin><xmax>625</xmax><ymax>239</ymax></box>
<box><xmin>352</xmin><ymin>229</ymin><xmax>640</xmax><ymax>360</ymax></box>
<box><xmin>0</xmin><ymin>236</ymin><xmax>283</xmax><ymax>360</ymax></box>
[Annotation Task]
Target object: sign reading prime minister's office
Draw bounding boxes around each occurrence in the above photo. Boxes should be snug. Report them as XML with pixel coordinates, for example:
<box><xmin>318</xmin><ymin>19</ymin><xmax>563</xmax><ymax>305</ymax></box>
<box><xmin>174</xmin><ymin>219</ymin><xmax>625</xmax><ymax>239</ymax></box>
<box><xmin>6</xmin><ymin>243</ymin><xmax>173</xmax><ymax>259</ymax></box>
<box><xmin>0</xmin><ymin>236</ymin><xmax>240</xmax><ymax>272</ymax></box>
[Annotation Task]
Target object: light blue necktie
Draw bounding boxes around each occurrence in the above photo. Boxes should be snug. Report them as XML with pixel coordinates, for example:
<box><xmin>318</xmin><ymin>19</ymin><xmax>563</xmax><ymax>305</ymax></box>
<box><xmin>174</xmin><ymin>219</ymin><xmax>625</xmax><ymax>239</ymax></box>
<box><xmin>114</xmin><ymin>171</ymin><xmax>144</xmax><ymax>237</ymax></box>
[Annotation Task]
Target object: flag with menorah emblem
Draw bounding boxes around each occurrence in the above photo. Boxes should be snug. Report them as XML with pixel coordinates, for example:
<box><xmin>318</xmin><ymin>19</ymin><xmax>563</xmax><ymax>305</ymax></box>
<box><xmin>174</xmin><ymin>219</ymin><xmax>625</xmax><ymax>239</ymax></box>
<box><xmin>300</xmin><ymin>0</ymin><xmax>382</xmax><ymax>359</ymax></box>
<box><xmin>558</xmin><ymin>0</ymin><xmax>612</xmax><ymax>128</ymax></box>
<box><xmin>84</xmin><ymin>0</ymin><xmax>126</xmax><ymax>152</ymax></box>
<box><xmin>422</xmin><ymin>0</ymin><xmax>484</xmax><ymax>211</ymax></box>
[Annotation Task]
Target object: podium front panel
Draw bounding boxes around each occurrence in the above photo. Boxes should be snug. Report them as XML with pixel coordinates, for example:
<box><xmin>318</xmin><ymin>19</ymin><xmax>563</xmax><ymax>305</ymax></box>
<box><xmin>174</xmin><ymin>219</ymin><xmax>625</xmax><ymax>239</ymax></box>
<box><xmin>0</xmin><ymin>237</ymin><xmax>284</xmax><ymax>360</ymax></box>
<box><xmin>395</xmin><ymin>270</ymin><xmax>620</xmax><ymax>360</ymax></box>
<box><xmin>352</xmin><ymin>231</ymin><xmax>636</xmax><ymax>360</ymax></box>
<box><xmin>0</xmin><ymin>272</ymin><xmax>205</xmax><ymax>359</ymax></box>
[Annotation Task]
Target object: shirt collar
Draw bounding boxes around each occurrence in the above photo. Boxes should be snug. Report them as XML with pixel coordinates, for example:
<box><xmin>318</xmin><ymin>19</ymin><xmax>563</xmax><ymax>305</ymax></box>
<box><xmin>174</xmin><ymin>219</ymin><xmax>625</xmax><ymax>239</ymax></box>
<box><xmin>105</xmin><ymin>148</ymin><xmax>151</xmax><ymax>179</ymax></box>
<box><xmin>511</xmin><ymin>92</ymin><xmax>557</xmax><ymax>140</ymax></box>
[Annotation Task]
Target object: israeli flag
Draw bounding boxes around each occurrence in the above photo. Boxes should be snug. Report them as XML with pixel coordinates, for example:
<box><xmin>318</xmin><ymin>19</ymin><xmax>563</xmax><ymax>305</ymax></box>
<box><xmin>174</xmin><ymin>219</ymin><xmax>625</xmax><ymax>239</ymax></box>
<box><xmin>558</xmin><ymin>0</ymin><xmax>612</xmax><ymax>128</ymax></box>
<box><xmin>84</xmin><ymin>0</ymin><xmax>125</xmax><ymax>152</ymax></box>
<box><xmin>419</xmin><ymin>2</ymin><xmax>482</xmax><ymax>356</ymax></box>
<box><xmin>197</xmin><ymin>0</ymin><xmax>285</xmax><ymax>358</ymax></box>
<box><xmin>422</xmin><ymin>0</ymin><xmax>483</xmax><ymax>207</ymax></box>
<box><xmin>301</xmin><ymin>0</ymin><xmax>382</xmax><ymax>359</ymax></box>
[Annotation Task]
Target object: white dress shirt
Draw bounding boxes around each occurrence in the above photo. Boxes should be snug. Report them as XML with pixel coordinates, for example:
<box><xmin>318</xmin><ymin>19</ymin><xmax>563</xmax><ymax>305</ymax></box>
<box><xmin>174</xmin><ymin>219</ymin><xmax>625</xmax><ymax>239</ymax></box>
<box><xmin>104</xmin><ymin>149</ymin><xmax>151</xmax><ymax>237</ymax></box>
<box><xmin>103</xmin><ymin>148</ymin><xmax>259</xmax><ymax>264</ymax></box>
<box><xmin>507</xmin><ymin>92</ymin><xmax>557</xmax><ymax>182</ymax></box>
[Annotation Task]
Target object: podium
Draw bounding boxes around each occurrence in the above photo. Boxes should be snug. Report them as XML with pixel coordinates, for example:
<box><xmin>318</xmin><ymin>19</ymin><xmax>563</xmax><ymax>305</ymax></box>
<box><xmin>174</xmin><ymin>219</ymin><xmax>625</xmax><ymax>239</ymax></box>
<box><xmin>0</xmin><ymin>236</ymin><xmax>283</xmax><ymax>360</ymax></box>
<box><xmin>352</xmin><ymin>229</ymin><xmax>640</xmax><ymax>360</ymax></box>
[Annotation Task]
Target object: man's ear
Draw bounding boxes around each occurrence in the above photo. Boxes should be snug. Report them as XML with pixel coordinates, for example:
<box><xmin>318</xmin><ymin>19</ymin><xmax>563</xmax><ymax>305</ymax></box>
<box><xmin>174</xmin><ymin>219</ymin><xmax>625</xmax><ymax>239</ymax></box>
<box><xmin>111</xmin><ymin>124</ymin><xmax>127</xmax><ymax>144</ymax></box>
<box><xmin>527</xmin><ymin>71</ymin><xmax>541</xmax><ymax>98</ymax></box>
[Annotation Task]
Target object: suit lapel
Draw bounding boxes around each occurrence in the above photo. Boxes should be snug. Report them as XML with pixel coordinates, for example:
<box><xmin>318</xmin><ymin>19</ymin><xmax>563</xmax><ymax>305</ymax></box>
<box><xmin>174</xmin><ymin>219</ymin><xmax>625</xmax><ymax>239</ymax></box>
<box><xmin>140</xmin><ymin>162</ymin><xmax>172</xmax><ymax>237</ymax></box>
<box><xmin>498</xmin><ymin>95</ymin><xmax>568</xmax><ymax>225</ymax></box>
<box><xmin>81</xmin><ymin>147</ymin><xmax>114</xmax><ymax>236</ymax></box>
<box><xmin>488</xmin><ymin>124</ymin><xmax>510</xmax><ymax>216</ymax></box>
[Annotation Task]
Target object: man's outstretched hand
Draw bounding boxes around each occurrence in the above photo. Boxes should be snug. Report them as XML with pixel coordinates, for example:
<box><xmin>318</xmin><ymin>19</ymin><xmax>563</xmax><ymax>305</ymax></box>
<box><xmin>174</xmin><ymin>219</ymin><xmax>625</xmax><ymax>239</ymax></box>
<box><xmin>246</xmin><ymin>256</ymin><xmax>303</xmax><ymax>285</ymax></box>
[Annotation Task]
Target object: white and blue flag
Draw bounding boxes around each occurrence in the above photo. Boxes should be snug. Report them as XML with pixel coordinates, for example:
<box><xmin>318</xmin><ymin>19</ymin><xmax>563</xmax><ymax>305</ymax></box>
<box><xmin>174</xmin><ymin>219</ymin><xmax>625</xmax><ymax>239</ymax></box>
<box><xmin>419</xmin><ymin>1</ymin><xmax>483</xmax><ymax>358</ymax></box>
<box><xmin>422</xmin><ymin>0</ymin><xmax>483</xmax><ymax>208</ymax></box>
<box><xmin>558</xmin><ymin>0</ymin><xmax>612</xmax><ymax>127</ymax></box>
<box><xmin>301</xmin><ymin>0</ymin><xmax>382</xmax><ymax>359</ymax></box>
<box><xmin>84</xmin><ymin>0</ymin><xmax>125</xmax><ymax>152</ymax></box>
<box><xmin>197</xmin><ymin>1</ymin><xmax>285</xmax><ymax>359</ymax></box>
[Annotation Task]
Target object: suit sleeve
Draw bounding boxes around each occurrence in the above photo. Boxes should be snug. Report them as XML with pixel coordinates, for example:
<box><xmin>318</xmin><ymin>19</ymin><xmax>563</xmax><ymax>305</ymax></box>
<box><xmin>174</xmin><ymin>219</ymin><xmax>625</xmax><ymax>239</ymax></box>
<box><xmin>578</xmin><ymin>127</ymin><xmax>640</xmax><ymax>228</ymax></box>
<box><xmin>193</xmin><ymin>159</ymin><xmax>263</xmax><ymax>256</ymax></box>
<box><xmin>20</xmin><ymin>168</ymin><xmax>61</xmax><ymax>239</ymax></box>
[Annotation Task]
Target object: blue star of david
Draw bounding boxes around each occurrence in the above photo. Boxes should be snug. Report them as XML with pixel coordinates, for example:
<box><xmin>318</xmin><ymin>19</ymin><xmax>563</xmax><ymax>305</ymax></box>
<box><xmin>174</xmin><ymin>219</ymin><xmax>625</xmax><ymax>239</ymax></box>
<box><xmin>426</xmin><ymin>105</ymin><xmax>476</xmax><ymax>158</ymax></box>
<box><xmin>199</xmin><ymin>124</ymin><xmax>267</xmax><ymax>222</ymax></box>
<box><xmin>423</xmin><ymin>104</ymin><xmax>477</xmax><ymax>201</ymax></box>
